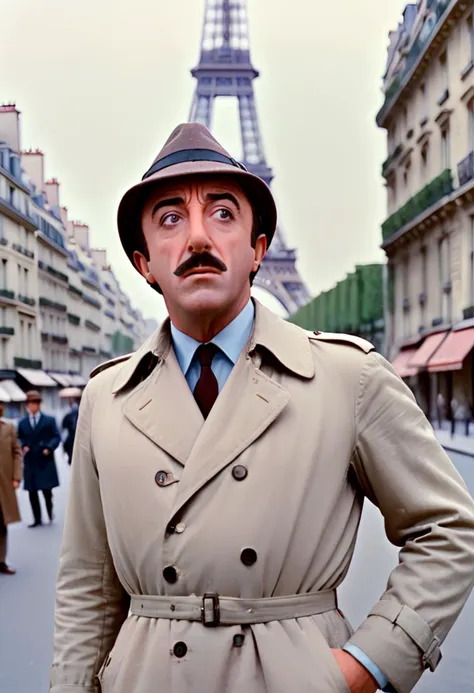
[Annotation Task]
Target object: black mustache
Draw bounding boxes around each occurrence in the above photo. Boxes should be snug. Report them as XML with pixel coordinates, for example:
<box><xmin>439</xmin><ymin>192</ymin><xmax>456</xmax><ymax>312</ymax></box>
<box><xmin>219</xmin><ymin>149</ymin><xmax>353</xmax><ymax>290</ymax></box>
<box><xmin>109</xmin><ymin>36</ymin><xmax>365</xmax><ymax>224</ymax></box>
<box><xmin>174</xmin><ymin>252</ymin><xmax>228</xmax><ymax>277</ymax></box>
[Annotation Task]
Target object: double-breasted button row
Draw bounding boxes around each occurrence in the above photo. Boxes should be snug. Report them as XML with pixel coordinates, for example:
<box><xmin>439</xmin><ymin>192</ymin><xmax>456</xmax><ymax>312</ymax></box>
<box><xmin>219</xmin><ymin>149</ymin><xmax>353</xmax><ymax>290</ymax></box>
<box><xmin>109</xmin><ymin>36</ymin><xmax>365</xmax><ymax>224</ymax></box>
<box><xmin>173</xmin><ymin>641</ymin><xmax>187</xmax><ymax>658</ymax></box>
<box><xmin>155</xmin><ymin>471</ymin><xmax>169</xmax><ymax>486</ymax></box>
<box><xmin>232</xmin><ymin>464</ymin><xmax>248</xmax><ymax>481</ymax></box>
<box><xmin>240</xmin><ymin>548</ymin><xmax>257</xmax><ymax>566</ymax></box>
<box><xmin>163</xmin><ymin>566</ymin><xmax>178</xmax><ymax>584</ymax></box>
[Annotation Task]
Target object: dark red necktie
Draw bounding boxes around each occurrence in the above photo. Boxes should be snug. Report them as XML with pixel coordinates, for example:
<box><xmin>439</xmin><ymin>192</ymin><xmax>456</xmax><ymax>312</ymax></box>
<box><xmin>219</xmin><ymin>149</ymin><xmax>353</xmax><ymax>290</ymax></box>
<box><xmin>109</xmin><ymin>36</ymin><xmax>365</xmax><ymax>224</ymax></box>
<box><xmin>193</xmin><ymin>343</ymin><xmax>219</xmax><ymax>419</ymax></box>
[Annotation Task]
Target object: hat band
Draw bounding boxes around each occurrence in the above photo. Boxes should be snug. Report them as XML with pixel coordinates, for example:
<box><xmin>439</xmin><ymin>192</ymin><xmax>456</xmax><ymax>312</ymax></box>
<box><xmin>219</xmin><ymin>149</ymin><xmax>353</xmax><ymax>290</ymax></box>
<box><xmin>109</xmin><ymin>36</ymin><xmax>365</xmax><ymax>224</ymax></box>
<box><xmin>142</xmin><ymin>149</ymin><xmax>248</xmax><ymax>181</ymax></box>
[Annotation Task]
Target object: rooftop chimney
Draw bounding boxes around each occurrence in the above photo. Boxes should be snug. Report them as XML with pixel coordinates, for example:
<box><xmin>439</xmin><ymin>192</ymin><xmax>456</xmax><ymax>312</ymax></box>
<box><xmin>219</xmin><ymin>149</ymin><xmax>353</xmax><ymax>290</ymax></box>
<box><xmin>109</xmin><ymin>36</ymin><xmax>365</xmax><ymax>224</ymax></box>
<box><xmin>45</xmin><ymin>178</ymin><xmax>60</xmax><ymax>208</ymax></box>
<box><xmin>0</xmin><ymin>104</ymin><xmax>21</xmax><ymax>152</ymax></box>
<box><xmin>70</xmin><ymin>222</ymin><xmax>90</xmax><ymax>251</ymax></box>
<box><xmin>21</xmin><ymin>149</ymin><xmax>45</xmax><ymax>193</ymax></box>
<box><xmin>60</xmin><ymin>206</ymin><xmax>68</xmax><ymax>229</ymax></box>
<box><xmin>91</xmin><ymin>248</ymin><xmax>109</xmax><ymax>270</ymax></box>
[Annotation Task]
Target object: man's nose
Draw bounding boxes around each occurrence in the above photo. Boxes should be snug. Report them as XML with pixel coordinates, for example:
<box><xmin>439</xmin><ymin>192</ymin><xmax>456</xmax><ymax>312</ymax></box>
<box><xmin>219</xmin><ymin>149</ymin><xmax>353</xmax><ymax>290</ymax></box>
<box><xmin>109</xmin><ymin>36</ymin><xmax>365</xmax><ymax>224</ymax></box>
<box><xmin>187</xmin><ymin>207</ymin><xmax>212</xmax><ymax>252</ymax></box>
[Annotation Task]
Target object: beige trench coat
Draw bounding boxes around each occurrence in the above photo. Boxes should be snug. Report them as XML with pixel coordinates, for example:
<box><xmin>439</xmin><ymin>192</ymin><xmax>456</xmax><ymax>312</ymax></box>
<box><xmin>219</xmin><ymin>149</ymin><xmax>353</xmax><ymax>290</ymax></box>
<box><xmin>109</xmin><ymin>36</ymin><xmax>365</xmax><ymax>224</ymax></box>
<box><xmin>51</xmin><ymin>302</ymin><xmax>474</xmax><ymax>693</ymax></box>
<box><xmin>0</xmin><ymin>420</ymin><xmax>22</xmax><ymax>524</ymax></box>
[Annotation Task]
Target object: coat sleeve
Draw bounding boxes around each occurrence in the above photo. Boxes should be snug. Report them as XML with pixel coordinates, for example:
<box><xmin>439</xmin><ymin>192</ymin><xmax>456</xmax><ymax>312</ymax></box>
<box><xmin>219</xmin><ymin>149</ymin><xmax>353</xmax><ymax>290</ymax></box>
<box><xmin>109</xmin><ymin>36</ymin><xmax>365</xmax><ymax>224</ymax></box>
<box><xmin>17</xmin><ymin>420</ymin><xmax>26</xmax><ymax>448</ymax></box>
<box><xmin>45</xmin><ymin>417</ymin><xmax>62</xmax><ymax>452</ymax></box>
<box><xmin>345</xmin><ymin>352</ymin><xmax>474</xmax><ymax>693</ymax></box>
<box><xmin>11</xmin><ymin>425</ymin><xmax>22</xmax><ymax>481</ymax></box>
<box><xmin>50</xmin><ymin>384</ymin><xmax>130</xmax><ymax>693</ymax></box>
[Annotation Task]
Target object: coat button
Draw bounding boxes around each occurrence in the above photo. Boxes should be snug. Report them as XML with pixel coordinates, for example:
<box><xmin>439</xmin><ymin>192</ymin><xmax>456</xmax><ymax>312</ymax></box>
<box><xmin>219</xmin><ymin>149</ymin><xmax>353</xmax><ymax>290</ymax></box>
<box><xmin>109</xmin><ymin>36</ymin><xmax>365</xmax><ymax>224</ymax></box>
<box><xmin>163</xmin><ymin>566</ymin><xmax>178</xmax><ymax>583</ymax></box>
<box><xmin>240</xmin><ymin>548</ymin><xmax>257</xmax><ymax>566</ymax></box>
<box><xmin>233</xmin><ymin>633</ymin><xmax>245</xmax><ymax>648</ymax></box>
<box><xmin>155</xmin><ymin>471</ymin><xmax>168</xmax><ymax>486</ymax></box>
<box><xmin>173</xmin><ymin>641</ymin><xmax>188</xmax><ymax>658</ymax></box>
<box><xmin>175</xmin><ymin>522</ymin><xmax>186</xmax><ymax>534</ymax></box>
<box><xmin>232</xmin><ymin>465</ymin><xmax>248</xmax><ymax>481</ymax></box>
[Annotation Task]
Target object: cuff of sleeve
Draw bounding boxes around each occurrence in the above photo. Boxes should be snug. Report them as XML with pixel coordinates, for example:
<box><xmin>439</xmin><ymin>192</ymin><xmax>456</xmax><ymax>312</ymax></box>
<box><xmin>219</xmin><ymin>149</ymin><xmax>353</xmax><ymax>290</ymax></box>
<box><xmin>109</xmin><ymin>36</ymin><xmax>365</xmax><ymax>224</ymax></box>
<box><xmin>345</xmin><ymin>599</ymin><xmax>441</xmax><ymax>693</ymax></box>
<box><xmin>343</xmin><ymin>644</ymin><xmax>389</xmax><ymax>689</ymax></box>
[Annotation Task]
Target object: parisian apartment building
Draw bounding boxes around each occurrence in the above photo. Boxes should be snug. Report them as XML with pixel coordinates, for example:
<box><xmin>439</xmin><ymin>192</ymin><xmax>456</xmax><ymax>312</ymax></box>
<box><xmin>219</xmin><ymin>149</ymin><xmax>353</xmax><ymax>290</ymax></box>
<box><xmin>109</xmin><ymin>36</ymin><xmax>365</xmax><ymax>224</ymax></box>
<box><xmin>0</xmin><ymin>104</ymin><xmax>158</xmax><ymax>419</ymax></box>
<box><xmin>378</xmin><ymin>0</ymin><xmax>474</xmax><ymax>423</ymax></box>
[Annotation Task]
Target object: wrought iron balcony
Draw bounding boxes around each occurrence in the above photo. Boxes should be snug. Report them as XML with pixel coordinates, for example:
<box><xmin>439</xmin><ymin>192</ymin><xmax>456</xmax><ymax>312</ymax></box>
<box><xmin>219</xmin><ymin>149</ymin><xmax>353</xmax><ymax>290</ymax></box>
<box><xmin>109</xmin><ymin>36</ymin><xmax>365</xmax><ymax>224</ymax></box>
<box><xmin>51</xmin><ymin>334</ymin><xmax>68</xmax><ymax>345</ymax></box>
<box><xmin>83</xmin><ymin>345</ymin><xmax>97</xmax><ymax>354</ymax></box>
<box><xmin>18</xmin><ymin>295</ymin><xmax>36</xmax><ymax>307</ymax></box>
<box><xmin>0</xmin><ymin>326</ymin><xmax>14</xmax><ymax>336</ymax></box>
<box><xmin>12</xmin><ymin>242</ymin><xmax>34</xmax><ymax>259</ymax></box>
<box><xmin>382</xmin><ymin>169</ymin><xmax>453</xmax><ymax>242</ymax></box>
<box><xmin>85</xmin><ymin>319</ymin><xmax>101</xmax><ymax>333</ymax></box>
<box><xmin>463</xmin><ymin>306</ymin><xmax>474</xmax><ymax>320</ymax></box>
<box><xmin>0</xmin><ymin>237</ymin><xmax>8</xmax><ymax>246</ymax></box>
<box><xmin>39</xmin><ymin>296</ymin><xmax>67</xmax><ymax>312</ymax></box>
<box><xmin>458</xmin><ymin>151</ymin><xmax>474</xmax><ymax>188</ymax></box>
<box><xmin>0</xmin><ymin>289</ymin><xmax>15</xmax><ymax>300</ymax></box>
<box><xmin>418</xmin><ymin>292</ymin><xmax>426</xmax><ymax>306</ymax></box>
<box><xmin>67</xmin><ymin>313</ymin><xmax>81</xmax><ymax>326</ymax></box>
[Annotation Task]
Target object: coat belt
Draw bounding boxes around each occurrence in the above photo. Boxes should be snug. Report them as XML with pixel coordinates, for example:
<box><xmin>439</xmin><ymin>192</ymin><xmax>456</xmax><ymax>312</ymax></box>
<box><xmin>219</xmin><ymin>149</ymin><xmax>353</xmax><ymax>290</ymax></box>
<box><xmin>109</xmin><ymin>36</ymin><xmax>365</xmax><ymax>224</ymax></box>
<box><xmin>130</xmin><ymin>589</ymin><xmax>337</xmax><ymax>627</ymax></box>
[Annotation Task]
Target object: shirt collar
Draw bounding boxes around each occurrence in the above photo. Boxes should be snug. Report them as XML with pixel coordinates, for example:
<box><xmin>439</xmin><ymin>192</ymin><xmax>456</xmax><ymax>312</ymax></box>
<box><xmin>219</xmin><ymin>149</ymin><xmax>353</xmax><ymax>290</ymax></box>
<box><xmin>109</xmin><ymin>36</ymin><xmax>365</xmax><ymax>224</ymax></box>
<box><xmin>170</xmin><ymin>300</ymin><xmax>255</xmax><ymax>376</ymax></box>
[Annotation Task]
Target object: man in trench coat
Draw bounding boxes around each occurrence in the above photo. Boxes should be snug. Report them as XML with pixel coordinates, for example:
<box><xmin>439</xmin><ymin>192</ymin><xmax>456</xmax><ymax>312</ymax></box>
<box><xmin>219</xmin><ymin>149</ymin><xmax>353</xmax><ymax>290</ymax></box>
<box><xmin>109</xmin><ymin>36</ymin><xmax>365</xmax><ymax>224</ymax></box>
<box><xmin>0</xmin><ymin>399</ymin><xmax>22</xmax><ymax>574</ymax></box>
<box><xmin>51</xmin><ymin>124</ymin><xmax>474</xmax><ymax>693</ymax></box>
<box><xmin>18</xmin><ymin>390</ymin><xmax>61</xmax><ymax>527</ymax></box>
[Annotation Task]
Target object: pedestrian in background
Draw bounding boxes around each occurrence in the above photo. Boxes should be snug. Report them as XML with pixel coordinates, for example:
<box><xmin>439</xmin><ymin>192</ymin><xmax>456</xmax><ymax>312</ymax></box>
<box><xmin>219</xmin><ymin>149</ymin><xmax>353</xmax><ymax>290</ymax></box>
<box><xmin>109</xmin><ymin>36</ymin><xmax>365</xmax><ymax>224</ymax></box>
<box><xmin>0</xmin><ymin>399</ymin><xmax>22</xmax><ymax>575</ymax></box>
<box><xmin>18</xmin><ymin>391</ymin><xmax>61</xmax><ymax>528</ymax></box>
<box><xmin>61</xmin><ymin>390</ymin><xmax>82</xmax><ymax>465</ymax></box>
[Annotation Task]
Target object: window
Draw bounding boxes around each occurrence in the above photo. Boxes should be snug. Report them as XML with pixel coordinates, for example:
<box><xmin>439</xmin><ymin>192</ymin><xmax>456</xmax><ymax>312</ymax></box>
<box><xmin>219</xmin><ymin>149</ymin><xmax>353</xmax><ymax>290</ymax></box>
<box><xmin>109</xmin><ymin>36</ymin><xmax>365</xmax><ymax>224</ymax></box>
<box><xmin>27</xmin><ymin>323</ymin><xmax>32</xmax><ymax>358</ymax></box>
<box><xmin>420</xmin><ymin>83</ymin><xmax>428</xmax><ymax>121</ymax></box>
<box><xmin>470</xmin><ymin>216</ymin><xmax>474</xmax><ymax>304</ymax></box>
<box><xmin>441</xmin><ymin>127</ymin><xmax>450</xmax><ymax>169</ymax></box>
<box><xmin>9</xmin><ymin>186</ymin><xmax>15</xmax><ymax>207</ymax></box>
<box><xmin>468</xmin><ymin>14</ymin><xmax>474</xmax><ymax>62</ymax></box>
<box><xmin>1</xmin><ymin>259</ymin><xmax>7</xmax><ymax>289</ymax></box>
<box><xmin>0</xmin><ymin>216</ymin><xmax>3</xmax><ymax>240</ymax></box>
<box><xmin>1</xmin><ymin>307</ymin><xmax>6</xmax><ymax>328</ymax></box>
<box><xmin>0</xmin><ymin>338</ymin><xmax>7</xmax><ymax>368</ymax></box>
<box><xmin>469</xmin><ymin>99</ymin><xmax>474</xmax><ymax>151</ymax></box>
<box><xmin>403</xmin><ymin>161</ymin><xmax>412</xmax><ymax>199</ymax></box>
<box><xmin>24</xmin><ymin>268</ymin><xmax>29</xmax><ymax>297</ymax></box>
<box><xmin>17</xmin><ymin>264</ymin><xmax>22</xmax><ymax>294</ymax></box>
<box><xmin>439</xmin><ymin>50</ymin><xmax>448</xmax><ymax>92</ymax></box>
<box><xmin>421</xmin><ymin>145</ymin><xmax>429</xmax><ymax>183</ymax></box>
<box><xmin>438</xmin><ymin>234</ymin><xmax>451</xmax><ymax>321</ymax></box>
<box><xmin>19</xmin><ymin>319</ymin><xmax>24</xmax><ymax>357</ymax></box>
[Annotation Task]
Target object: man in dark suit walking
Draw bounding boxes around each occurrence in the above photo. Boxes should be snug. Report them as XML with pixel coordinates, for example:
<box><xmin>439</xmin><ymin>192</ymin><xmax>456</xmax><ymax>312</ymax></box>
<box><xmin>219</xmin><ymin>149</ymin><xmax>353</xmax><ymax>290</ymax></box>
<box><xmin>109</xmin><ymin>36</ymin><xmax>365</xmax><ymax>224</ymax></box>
<box><xmin>18</xmin><ymin>391</ymin><xmax>61</xmax><ymax>527</ymax></box>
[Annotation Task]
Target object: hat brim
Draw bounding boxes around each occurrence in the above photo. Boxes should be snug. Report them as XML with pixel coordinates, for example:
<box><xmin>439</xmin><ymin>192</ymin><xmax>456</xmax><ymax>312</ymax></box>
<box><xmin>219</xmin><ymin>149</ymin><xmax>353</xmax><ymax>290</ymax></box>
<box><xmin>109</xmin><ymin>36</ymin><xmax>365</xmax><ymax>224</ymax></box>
<box><xmin>117</xmin><ymin>160</ymin><xmax>277</xmax><ymax>268</ymax></box>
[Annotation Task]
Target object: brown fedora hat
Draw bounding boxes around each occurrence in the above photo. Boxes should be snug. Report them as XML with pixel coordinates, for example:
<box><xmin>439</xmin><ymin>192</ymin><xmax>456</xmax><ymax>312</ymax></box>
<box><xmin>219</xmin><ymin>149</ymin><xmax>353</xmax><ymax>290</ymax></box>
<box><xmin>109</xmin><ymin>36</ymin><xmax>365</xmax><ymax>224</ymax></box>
<box><xmin>26</xmin><ymin>390</ymin><xmax>42</xmax><ymax>403</ymax></box>
<box><xmin>117</xmin><ymin>123</ymin><xmax>277</xmax><ymax>268</ymax></box>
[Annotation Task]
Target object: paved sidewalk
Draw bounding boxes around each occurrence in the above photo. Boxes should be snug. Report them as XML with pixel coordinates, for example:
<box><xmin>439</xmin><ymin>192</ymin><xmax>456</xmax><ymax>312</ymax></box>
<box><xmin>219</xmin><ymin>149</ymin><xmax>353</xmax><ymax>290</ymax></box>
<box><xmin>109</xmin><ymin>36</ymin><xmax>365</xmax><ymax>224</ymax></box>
<box><xmin>435</xmin><ymin>427</ymin><xmax>474</xmax><ymax>458</ymax></box>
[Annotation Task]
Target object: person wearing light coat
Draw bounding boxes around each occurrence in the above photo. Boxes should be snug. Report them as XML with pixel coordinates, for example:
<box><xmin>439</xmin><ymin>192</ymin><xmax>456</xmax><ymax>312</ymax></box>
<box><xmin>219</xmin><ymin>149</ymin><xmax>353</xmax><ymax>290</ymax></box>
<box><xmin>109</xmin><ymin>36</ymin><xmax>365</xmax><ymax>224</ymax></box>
<box><xmin>51</xmin><ymin>124</ymin><xmax>474</xmax><ymax>693</ymax></box>
<box><xmin>0</xmin><ymin>399</ymin><xmax>22</xmax><ymax>574</ymax></box>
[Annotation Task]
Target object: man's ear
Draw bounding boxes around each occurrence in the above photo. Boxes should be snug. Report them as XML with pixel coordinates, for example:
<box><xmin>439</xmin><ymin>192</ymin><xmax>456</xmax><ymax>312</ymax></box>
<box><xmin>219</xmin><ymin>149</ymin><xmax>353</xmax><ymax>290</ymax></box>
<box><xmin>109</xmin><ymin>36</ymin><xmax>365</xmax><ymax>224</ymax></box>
<box><xmin>133</xmin><ymin>250</ymin><xmax>156</xmax><ymax>285</ymax></box>
<box><xmin>252</xmin><ymin>234</ymin><xmax>267</xmax><ymax>272</ymax></box>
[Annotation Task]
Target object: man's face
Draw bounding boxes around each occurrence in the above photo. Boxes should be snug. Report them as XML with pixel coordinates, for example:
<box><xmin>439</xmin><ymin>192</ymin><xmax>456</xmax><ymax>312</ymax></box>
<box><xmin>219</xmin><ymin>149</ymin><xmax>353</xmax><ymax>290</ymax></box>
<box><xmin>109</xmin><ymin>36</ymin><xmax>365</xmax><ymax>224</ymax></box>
<box><xmin>134</xmin><ymin>176</ymin><xmax>266</xmax><ymax>319</ymax></box>
<box><xmin>27</xmin><ymin>401</ymin><xmax>41</xmax><ymax>415</ymax></box>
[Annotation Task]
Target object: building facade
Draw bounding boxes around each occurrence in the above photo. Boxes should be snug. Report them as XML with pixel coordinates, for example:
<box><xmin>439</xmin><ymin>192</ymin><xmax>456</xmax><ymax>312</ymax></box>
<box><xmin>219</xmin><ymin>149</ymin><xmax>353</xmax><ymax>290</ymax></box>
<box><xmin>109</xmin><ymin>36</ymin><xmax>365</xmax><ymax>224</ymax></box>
<box><xmin>378</xmin><ymin>0</ymin><xmax>474</xmax><ymax>423</ymax></box>
<box><xmin>0</xmin><ymin>104</ymin><xmax>158</xmax><ymax>419</ymax></box>
<box><xmin>289</xmin><ymin>264</ymin><xmax>385</xmax><ymax>354</ymax></box>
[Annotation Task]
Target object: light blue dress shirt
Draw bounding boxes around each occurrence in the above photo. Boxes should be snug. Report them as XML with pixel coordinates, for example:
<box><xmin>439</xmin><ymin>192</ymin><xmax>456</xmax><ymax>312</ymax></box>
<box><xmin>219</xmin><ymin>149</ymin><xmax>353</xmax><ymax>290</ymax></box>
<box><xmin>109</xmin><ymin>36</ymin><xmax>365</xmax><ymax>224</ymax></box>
<box><xmin>170</xmin><ymin>299</ymin><xmax>389</xmax><ymax>691</ymax></box>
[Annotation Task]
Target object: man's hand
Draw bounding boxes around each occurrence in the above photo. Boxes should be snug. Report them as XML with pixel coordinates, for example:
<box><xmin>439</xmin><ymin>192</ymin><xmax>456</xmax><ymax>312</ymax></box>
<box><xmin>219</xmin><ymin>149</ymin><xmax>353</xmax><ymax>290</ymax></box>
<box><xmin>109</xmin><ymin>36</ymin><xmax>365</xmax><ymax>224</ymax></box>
<box><xmin>43</xmin><ymin>449</ymin><xmax>50</xmax><ymax>456</ymax></box>
<box><xmin>331</xmin><ymin>649</ymin><xmax>379</xmax><ymax>693</ymax></box>
<box><xmin>12</xmin><ymin>480</ymin><xmax>20</xmax><ymax>489</ymax></box>
<box><xmin>22</xmin><ymin>446</ymin><xmax>29</xmax><ymax>454</ymax></box>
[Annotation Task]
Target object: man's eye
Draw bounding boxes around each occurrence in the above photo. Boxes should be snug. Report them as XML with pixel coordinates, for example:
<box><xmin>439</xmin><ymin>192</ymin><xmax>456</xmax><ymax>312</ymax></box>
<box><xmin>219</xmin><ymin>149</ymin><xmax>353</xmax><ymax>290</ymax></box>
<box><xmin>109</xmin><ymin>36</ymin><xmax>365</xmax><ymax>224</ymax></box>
<box><xmin>162</xmin><ymin>213</ymin><xmax>180</xmax><ymax>225</ymax></box>
<box><xmin>214</xmin><ymin>208</ymin><xmax>233</xmax><ymax>220</ymax></box>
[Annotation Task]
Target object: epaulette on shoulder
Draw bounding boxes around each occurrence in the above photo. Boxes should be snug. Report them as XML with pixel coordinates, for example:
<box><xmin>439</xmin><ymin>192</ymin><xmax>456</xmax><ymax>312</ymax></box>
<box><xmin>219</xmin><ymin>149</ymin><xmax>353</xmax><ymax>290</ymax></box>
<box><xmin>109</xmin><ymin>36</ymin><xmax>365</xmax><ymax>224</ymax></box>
<box><xmin>309</xmin><ymin>331</ymin><xmax>375</xmax><ymax>354</ymax></box>
<box><xmin>90</xmin><ymin>353</ymin><xmax>134</xmax><ymax>379</ymax></box>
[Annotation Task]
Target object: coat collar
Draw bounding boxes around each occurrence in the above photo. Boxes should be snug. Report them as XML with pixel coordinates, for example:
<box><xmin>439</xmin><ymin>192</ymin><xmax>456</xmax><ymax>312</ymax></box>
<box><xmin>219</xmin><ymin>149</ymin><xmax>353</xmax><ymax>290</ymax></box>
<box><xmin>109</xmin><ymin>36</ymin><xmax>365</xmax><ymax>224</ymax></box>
<box><xmin>112</xmin><ymin>299</ymin><xmax>314</xmax><ymax>394</ymax></box>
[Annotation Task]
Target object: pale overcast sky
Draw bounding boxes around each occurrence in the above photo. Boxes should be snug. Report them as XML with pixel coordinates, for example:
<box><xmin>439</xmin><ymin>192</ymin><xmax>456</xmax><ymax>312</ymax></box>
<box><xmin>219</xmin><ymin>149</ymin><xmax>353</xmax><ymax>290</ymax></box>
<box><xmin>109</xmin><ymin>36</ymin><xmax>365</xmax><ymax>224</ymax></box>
<box><xmin>0</xmin><ymin>0</ymin><xmax>408</xmax><ymax>321</ymax></box>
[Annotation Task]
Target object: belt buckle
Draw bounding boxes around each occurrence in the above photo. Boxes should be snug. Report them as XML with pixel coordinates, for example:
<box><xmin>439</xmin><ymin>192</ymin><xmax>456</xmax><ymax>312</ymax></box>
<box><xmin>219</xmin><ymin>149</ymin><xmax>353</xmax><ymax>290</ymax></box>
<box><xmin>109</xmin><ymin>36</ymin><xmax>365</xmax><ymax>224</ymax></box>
<box><xmin>201</xmin><ymin>593</ymin><xmax>220</xmax><ymax>627</ymax></box>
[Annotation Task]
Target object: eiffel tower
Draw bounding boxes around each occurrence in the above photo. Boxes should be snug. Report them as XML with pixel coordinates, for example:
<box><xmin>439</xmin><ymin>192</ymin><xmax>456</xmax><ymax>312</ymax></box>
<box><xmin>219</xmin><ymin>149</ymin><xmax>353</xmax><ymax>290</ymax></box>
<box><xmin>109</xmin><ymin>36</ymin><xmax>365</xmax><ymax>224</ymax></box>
<box><xmin>189</xmin><ymin>0</ymin><xmax>310</xmax><ymax>314</ymax></box>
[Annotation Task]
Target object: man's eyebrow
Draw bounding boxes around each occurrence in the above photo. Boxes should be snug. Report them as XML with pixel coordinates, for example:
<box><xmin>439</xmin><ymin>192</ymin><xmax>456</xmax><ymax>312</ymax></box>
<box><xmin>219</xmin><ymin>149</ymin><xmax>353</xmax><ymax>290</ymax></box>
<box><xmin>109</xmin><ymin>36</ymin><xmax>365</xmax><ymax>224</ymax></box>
<box><xmin>206</xmin><ymin>192</ymin><xmax>241</xmax><ymax>211</ymax></box>
<box><xmin>151</xmin><ymin>197</ymin><xmax>185</xmax><ymax>219</ymax></box>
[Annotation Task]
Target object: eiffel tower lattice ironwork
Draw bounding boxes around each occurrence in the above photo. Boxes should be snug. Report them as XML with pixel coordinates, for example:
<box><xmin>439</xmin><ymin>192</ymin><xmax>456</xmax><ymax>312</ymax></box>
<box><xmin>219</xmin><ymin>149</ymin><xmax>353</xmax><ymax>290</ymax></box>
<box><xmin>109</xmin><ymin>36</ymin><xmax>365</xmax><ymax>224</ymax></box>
<box><xmin>189</xmin><ymin>0</ymin><xmax>310</xmax><ymax>314</ymax></box>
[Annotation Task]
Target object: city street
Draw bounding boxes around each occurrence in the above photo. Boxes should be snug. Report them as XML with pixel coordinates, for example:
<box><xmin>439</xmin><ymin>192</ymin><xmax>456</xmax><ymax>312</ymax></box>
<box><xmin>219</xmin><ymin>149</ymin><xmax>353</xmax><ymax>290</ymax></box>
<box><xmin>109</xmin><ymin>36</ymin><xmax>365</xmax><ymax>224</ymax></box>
<box><xmin>1</xmin><ymin>449</ymin><xmax>473</xmax><ymax>693</ymax></box>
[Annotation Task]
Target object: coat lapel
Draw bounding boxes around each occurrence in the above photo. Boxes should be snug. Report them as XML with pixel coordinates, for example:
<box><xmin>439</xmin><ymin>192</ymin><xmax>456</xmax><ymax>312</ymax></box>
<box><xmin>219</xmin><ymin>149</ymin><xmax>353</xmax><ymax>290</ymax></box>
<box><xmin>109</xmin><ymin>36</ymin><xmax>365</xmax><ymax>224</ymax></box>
<box><xmin>172</xmin><ymin>349</ymin><xmax>290</xmax><ymax>515</ymax></box>
<box><xmin>122</xmin><ymin>347</ymin><xmax>203</xmax><ymax>467</ymax></box>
